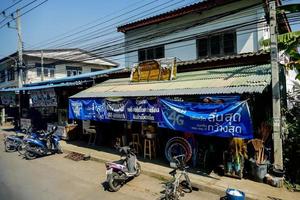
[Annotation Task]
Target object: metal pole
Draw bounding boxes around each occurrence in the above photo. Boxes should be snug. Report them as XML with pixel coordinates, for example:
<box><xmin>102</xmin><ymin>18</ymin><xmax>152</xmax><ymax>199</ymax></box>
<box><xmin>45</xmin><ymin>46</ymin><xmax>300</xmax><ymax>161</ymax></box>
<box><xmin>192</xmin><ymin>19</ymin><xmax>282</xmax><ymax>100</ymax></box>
<box><xmin>41</xmin><ymin>50</ymin><xmax>44</xmax><ymax>81</ymax></box>
<box><xmin>269</xmin><ymin>0</ymin><xmax>283</xmax><ymax>170</ymax></box>
<box><xmin>16</xmin><ymin>9</ymin><xmax>23</xmax><ymax>129</ymax></box>
<box><xmin>1</xmin><ymin>107</ymin><xmax>5</xmax><ymax>126</ymax></box>
<box><xmin>16</xmin><ymin>9</ymin><xmax>23</xmax><ymax>88</ymax></box>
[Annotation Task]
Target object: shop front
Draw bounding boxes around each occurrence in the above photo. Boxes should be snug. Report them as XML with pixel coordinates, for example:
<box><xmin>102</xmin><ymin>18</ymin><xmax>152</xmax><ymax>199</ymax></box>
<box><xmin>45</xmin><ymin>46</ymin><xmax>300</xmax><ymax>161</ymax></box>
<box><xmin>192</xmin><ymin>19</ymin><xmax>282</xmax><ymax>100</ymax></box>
<box><xmin>68</xmin><ymin>62</ymin><xmax>273</xmax><ymax>181</ymax></box>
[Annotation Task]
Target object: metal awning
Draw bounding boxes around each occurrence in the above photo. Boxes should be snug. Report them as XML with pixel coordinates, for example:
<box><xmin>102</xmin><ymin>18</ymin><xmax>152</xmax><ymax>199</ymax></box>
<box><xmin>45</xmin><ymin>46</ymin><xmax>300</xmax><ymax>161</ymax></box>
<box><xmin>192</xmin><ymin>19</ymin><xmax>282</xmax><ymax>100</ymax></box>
<box><xmin>24</xmin><ymin>67</ymin><xmax>125</xmax><ymax>87</ymax></box>
<box><xmin>0</xmin><ymin>81</ymin><xmax>84</xmax><ymax>92</ymax></box>
<box><xmin>70</xmin><ymin>64</ymin><xmax>271</xmax><ymax>98</ymax></box>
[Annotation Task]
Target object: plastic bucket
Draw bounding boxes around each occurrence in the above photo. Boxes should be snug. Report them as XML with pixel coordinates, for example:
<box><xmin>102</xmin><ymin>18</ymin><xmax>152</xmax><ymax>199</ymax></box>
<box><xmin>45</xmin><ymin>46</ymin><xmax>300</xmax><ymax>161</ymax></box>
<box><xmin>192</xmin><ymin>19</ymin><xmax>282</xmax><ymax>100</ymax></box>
<box><xmin>226</xmin><ymin>188</ymin><xmax>245</xmax><ymax>200</ymax></box>
<box><xmin>250</xmin><ymin>160</ymin><xmax>268</xmax><ymax>182</ymax></box>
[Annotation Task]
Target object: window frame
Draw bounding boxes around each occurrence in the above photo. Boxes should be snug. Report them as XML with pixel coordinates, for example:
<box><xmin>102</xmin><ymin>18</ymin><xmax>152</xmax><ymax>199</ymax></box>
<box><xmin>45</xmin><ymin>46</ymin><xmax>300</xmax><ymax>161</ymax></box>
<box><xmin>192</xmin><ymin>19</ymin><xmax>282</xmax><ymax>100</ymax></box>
<box><xmin>197</xmin><ymin>31</ymin><xmax>236</xmax><ymax>58</ymax></box>
<box><xmin>138</xmin><ymin>45</ymin><xmax>165</xmax><ymax>62</ymax></box>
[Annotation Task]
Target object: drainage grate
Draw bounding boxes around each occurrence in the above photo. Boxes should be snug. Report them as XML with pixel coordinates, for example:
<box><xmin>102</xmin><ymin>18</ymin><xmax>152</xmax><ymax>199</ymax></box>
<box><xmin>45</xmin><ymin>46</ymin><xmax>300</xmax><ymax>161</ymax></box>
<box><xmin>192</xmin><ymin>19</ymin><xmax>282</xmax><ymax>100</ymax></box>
<box><xmin>64</xmin><ymin>152</ymin><xmax>85</xmax><ymax>161</ymax></box>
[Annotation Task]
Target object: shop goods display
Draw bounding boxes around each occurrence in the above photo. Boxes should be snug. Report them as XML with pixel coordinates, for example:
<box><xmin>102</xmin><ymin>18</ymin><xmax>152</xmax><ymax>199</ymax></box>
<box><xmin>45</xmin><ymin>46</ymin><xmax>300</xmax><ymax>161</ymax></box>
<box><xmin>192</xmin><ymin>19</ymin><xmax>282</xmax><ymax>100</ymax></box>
<box><xmin>165</xmin><ymin>137</ymin><xmax>192</xmax><ymax>163</ymax></box>
<box><xmin>223</xmin><ymin>138</ymin><xmax>248</xmax><ymax>179</ymax></box>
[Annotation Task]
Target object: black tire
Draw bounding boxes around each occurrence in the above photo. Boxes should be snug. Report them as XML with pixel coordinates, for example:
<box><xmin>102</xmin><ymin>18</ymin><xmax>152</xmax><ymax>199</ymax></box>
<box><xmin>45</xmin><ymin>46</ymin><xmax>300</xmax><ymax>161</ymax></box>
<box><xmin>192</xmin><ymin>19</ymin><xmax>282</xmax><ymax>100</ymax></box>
<box><xmin>108</xmin><ymin>172</ymin><xmax>122</xmax><ymax>192</ymax></box>
<box><xmin>25</xmin><ymin>150</ymin><xmax>36</xmax><ymax>160</ymax></box>
<box><xmin>56</xmin><ymin>143</ymin><xmax>63</xmax><ymax>154</ymax></box>
<box><xmin>4</xmin><ymin>141</ymin><xmax>16</xmax><ymax>152</ymax></box>
<box><xmin>180</xmin><ymin>180</ymin><xmax>192</xmax><ymax>193</ymax></box>
<box><xmin>135</xmin><ymin>162</ymin><xmax>141</xmax><ymax>177</ymax></box>
<box><xmin>17</xmin><ymin>143</ymin><xmax>26</xmax><ymax>155</ymax></box>
<box><xmin>165</xmin><ymin>137</ymin><xmax>192</xmax><ymax>162</ymax></box>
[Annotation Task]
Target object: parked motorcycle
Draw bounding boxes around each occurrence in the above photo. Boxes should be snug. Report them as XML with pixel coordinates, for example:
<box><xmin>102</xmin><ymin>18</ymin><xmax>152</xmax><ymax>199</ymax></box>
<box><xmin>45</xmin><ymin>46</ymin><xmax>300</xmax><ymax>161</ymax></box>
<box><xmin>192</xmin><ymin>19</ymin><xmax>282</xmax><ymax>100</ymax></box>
<box><xmin>105</xmin><ymin>144</ymin><xmax>141</xmax><ymax>192</ymax></box>
<box><xmin>3</xmin><ymin>127</ymin><xmax>37</xmax><ymax>154</ymax></box>
<box><xmin>23</xmin><ymin>126</ymin><xmax>63</xmax><ymax>160</ymax></box>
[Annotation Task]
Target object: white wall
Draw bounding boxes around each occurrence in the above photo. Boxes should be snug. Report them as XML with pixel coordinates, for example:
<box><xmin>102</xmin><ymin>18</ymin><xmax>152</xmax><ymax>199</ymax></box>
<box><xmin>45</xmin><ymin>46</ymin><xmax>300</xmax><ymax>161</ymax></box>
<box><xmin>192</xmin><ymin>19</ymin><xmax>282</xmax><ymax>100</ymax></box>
<box><xmin>124</xmin><ymin>0</ymin><xmax>267</xmax><ymax>67</ymax></box>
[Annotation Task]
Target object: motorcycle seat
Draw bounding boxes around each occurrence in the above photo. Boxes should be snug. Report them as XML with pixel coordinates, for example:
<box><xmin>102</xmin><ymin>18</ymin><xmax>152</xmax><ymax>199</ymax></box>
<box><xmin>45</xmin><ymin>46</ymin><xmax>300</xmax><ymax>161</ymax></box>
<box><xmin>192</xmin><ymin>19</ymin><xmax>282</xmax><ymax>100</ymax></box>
<box><xmin>113</xmin><ymin>159</ymin><xmax>125</xmax><ymax>165</ymax></box>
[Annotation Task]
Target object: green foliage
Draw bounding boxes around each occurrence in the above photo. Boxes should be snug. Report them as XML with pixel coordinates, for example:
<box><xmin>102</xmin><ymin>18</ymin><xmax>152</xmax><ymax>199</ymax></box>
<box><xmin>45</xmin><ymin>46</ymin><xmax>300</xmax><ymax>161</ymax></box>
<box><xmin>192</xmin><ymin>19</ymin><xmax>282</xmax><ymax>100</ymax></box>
<box><xmin>283</xmin><ymin>107</ymin><xmax>300</xmax><ymax>185</ymax></box>
<box><xmin>277</xmin><ymin>4</ymin><xmax>300</xmax><ymax>14</ymax></box>
<box><xmin>260</xmin><ymin>31</ymin><xmax>300</xmax><ymax>80</ymax></box>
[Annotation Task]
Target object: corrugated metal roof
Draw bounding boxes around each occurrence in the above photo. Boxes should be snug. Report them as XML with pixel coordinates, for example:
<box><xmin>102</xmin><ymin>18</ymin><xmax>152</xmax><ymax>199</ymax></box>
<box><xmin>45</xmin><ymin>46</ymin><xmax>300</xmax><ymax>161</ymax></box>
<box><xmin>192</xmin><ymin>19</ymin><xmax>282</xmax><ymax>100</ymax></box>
<box><xmin>71</xmin><ymin>64</ymin><xmax>271</xmax><ymax>98</ymax></box>
<box><xmin>117</xmin><ymin>0</ymin><xmax>236</xmax><ymax>33</ymax></box>
<box><xmin>177</xmin><ymin>51</ymin><xmax>269</xmax><ymax>66</ymax></box>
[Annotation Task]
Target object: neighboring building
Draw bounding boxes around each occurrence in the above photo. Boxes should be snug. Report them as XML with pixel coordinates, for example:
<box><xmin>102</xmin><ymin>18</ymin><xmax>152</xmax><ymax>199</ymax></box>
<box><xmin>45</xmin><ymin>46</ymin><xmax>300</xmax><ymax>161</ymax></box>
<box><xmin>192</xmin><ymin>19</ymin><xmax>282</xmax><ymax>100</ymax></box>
<box><xmin>117</xmin><ymin>0</ymin><xmax>290</xmax><ymax>67</ymax></box>
<box><xmin>0</xmin><ymin>48</ymin><xmax>118</xmax><ymax>88</ymax></box>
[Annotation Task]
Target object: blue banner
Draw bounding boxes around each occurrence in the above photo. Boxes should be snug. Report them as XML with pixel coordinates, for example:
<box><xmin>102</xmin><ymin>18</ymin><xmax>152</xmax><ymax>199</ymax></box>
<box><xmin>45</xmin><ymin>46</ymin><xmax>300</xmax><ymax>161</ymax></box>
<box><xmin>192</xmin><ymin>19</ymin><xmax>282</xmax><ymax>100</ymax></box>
<box><xmin>126</xmin><ymin>99</ymin><xmax>161</xmax><ymax>122</ymax></box>
<box><xmin>159</xmin><ymin>98</ymin><xmax>253</xmax><ymax>139</ymax></box>
<box><xmin>69</xmin><ymin>98</ymin><xmax>161</xmax><ymax>122</ymax></box>
<box><xmin>69</xmin><ymin>99</ymin><xmax>107</xmax><ymax>121</ymax></box>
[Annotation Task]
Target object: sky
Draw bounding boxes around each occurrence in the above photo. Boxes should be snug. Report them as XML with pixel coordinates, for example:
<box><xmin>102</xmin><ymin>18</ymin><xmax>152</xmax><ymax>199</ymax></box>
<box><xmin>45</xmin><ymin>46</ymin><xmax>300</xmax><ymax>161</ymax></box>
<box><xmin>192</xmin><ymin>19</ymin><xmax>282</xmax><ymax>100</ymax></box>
<box><xmin>0</xmin><ymin>0</ymin><xmax>299</xmax><ymax>66</ymax></box>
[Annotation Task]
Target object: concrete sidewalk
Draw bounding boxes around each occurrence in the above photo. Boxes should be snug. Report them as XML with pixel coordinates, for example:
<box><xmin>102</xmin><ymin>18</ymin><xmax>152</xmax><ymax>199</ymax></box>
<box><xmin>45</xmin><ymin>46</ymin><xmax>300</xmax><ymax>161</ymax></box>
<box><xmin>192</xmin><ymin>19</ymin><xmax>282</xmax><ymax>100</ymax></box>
<box><xmin>59</xmin><ymin>140</ymin><xmax>300</xmax><ymax>200</ymax></box>
<box><xmin>1</xmin><ymin>127</ymin><xmax>299</xmax><ymax>200</ymax></box>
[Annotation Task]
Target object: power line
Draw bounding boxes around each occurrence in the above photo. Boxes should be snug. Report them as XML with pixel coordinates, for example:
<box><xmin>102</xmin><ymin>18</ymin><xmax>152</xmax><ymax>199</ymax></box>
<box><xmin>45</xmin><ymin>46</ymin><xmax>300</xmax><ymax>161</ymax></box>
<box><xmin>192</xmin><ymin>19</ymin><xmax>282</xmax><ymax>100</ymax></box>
<box><xmin>33</xmin><ymin>0</ymin><xmax>190</xmax><ymax>49</ymax></box>
<box><xmin>0</xmin><ymin>0</ymin><xmax>23</xmax><ymax>14</ymax></box>
<box><xmin>0</xmin><ymin>0</ymin><xmax>49</xmax><ymax>29</ymax></box>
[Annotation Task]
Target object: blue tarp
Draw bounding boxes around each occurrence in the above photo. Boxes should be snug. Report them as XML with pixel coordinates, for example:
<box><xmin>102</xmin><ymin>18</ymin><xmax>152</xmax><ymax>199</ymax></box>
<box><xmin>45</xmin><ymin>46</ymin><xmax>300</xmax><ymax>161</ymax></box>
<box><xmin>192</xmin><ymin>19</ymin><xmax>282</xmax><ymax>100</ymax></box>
<box><xmin>68</xmin><ymin>96</ymin><xmax>253</xmax><ymax>139</ymax></box>
<box><xmin>159</xmin><ymin>98</ymin><xmax>253</xmax><ymax>139</ymax></box>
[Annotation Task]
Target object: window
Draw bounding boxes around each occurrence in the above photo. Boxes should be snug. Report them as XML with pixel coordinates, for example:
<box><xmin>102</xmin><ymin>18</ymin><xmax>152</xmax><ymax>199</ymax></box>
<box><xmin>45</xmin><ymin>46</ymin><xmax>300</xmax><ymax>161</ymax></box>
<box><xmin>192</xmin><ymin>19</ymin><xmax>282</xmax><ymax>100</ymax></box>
<box><xmin>138</xmin><ymin>46</ymin><xmax>165</xmax><ymax>62</ymax></box>
<box><xmin>91</xmin><ymin>68</ymin><xmax>101</xmax><ymax>72</ymax></box>
<box><xmin>197</xmin><ymin>32</ymin><xmax>236</xmax><ymax>58</ymax></box>
<box><xmin>7</xmin><ymin>69</ymin><xmax>15</xmax><ymax>81</ymax></box>
<box><xmin>66</xmin><ymin>66</ymin><xmax>82</xmax><ymax>77</ymax></box>
<box><xmin>35</xmin><ymin>63</ymin><xmax>55</xmax><ymax>78</ymax></box>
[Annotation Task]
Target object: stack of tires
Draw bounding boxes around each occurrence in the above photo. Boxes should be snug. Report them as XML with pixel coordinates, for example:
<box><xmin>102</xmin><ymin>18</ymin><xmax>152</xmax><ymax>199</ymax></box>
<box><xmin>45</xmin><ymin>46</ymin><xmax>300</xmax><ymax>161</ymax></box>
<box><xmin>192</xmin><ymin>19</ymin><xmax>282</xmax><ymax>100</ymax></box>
<box><xmin>165</xmin><ymin>137</ymin><xmax>192</xmax><ymax>162</ymax></box>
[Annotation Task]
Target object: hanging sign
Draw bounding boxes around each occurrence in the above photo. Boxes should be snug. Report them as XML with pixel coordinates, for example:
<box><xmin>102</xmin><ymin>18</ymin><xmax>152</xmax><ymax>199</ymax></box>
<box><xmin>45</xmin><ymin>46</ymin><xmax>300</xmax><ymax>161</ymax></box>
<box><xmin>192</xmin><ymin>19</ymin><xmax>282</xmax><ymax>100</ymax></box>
<box><xmin>159</xmin><ymin>98</ymin><xmax>253</xmax><ymax>139</ymax></box>
<box><xmin>130</xmin><ymin>58</ymin><xmax>176</xmax><ymax>82</ymax></box>
<box><xmin>0</xmin><ymin>92</ymin><xmax>16</xmax><ymax>106</ymax></box>
<box><xmin>30</xmin><ymin>88</ymin><xmax>57</xmax><ymax>107</ymax></box>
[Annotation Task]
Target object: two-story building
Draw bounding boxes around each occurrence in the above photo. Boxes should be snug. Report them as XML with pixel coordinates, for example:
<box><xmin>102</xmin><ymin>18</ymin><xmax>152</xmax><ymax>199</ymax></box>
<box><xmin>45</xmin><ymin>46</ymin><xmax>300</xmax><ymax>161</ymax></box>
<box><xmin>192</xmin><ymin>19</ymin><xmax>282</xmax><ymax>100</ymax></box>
<box><xmin>67</xmin><ymin>0</ymin><xmax>292</xmax><ymax>177</ymax></box>
<box><xmin>0</xmin><ymin>48</ymin><xmax>118</xmax><ymax>89</ymax></box>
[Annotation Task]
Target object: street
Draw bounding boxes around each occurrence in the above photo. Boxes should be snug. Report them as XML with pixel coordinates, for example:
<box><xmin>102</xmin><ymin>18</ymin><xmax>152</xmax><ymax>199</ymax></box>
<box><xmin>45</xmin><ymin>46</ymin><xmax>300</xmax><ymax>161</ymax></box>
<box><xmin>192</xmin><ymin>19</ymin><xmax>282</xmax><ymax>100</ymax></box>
<box><xmin>0</xmin><ymin>134</ymin><xmax>220</xmax><ymax>200</ymax></box>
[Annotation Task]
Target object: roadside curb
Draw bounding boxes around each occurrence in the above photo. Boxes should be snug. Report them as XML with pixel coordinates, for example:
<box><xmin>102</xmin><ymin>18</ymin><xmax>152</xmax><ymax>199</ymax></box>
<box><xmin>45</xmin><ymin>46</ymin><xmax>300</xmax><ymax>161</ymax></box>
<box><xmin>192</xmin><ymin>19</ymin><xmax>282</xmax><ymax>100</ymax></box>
<box><xmin>62</xmin><ymin>146</ymin><xmax>257</xmax><ymax>200</ymax></box>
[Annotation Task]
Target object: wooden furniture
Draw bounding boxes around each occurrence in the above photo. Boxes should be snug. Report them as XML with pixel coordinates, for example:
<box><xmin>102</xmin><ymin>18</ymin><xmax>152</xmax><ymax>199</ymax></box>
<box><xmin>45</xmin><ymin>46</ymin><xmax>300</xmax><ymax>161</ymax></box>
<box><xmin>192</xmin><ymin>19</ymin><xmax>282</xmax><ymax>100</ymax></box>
<box><xmin>132</xmin><ymin>133</ymin><xmax>141</xmax><ymax>154</ymax></box>
<box><xmin>144</xmin><ymin>138</ymin><xmax>156</xmax><ymax>160</ymax></box>
<box><xmin>82</xmin><ymin>120</ymin><xmax>97</xmax><ymax>145</ymax></box>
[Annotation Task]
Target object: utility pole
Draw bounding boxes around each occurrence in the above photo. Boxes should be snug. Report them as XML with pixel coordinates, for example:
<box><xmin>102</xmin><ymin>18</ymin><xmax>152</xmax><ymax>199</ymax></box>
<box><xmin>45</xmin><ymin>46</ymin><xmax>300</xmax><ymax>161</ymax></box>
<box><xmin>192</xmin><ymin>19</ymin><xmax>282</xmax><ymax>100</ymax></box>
<box><xmin>16</xmin><ymin>9</ymin><xmax>23</xmax><ymax>88</ymax></box>
<box><xmin>41</xmin><ymin>50</ymin><xmax>44</xmax><ymax>81</ymax></box>
<box><xmin>269</xmin><ymin>0</ymin><xmax>283</xmax><ymax>170</ymax></box>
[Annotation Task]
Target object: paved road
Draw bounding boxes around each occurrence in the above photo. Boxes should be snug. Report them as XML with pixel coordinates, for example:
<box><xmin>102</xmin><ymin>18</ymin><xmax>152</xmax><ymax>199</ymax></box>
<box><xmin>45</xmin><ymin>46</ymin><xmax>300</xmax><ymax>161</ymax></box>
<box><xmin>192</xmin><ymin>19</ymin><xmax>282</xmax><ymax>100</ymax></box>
<box><xmin>0</xmin><ymin>133</ymin><xmax>220</xmax><ymax>200</ymax></box>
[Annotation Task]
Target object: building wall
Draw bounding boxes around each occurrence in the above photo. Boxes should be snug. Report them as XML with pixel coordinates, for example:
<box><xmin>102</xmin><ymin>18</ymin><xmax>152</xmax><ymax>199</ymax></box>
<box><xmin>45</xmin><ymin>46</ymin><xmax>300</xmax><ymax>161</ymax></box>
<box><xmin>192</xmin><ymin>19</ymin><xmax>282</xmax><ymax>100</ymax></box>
<box><xmin>25</xmin><ymin>58</ymin><xmax>111</xmax><ymax>84</ymax></box>
<box><xmin>123</xmin><ymin>0</ymin><xmax>268</xmax><ymax>67</ymax></box>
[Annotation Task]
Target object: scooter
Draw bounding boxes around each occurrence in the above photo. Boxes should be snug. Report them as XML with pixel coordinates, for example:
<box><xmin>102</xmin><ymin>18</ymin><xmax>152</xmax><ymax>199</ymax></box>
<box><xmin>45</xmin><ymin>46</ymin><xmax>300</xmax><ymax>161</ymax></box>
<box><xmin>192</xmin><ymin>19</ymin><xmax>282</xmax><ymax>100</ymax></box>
<box><xmin>105</xmin><ymin>144</ymin><xmax>141</xmax><ymax>192</ymax></box>
<box><xmin>3</xmin><ymin>127</ymin><xmax>38</xmax><ymax>154</ymax></box>
<box><xmin>23</xmin><ymin>126</ymin><xmax>63</xmax><ymax>160</ymax></box>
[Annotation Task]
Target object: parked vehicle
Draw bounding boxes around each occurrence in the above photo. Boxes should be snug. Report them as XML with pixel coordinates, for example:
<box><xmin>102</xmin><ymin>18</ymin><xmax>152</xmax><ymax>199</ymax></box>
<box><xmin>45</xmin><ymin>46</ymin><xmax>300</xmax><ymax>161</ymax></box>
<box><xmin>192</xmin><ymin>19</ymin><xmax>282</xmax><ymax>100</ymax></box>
<box><xmin>3</xmin><ymin>127</ymin><xmax>37</xmax><ymax>154</ymax></box>
<box><xmin>23</xmin><ymin>126</ymin><xmax>63</xmax><ymax>160</ymax></box>
<box><xmin>105</xmin><ymin>144</ymin><xmax>141</xmax><ymax>192</ymax></box>
<box><xmin>160</xmin><ymin>154</ymin><xmax>192</xmax><ymax>200</ymax></box>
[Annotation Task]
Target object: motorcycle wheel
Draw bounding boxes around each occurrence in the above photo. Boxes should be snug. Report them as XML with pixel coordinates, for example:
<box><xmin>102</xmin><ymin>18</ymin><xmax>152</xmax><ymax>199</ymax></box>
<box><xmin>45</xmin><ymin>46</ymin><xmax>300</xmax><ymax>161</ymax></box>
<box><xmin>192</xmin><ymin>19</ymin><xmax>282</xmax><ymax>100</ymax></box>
<box><xmin>4</xmin><ymin>141</ymin><xmax>16</xmax><ymax>152</ymax></box>
<box><xmin>56</xmin><ymin>143</ymin><xmax>63</xmax><ymax>154</ymax></box>
<box><xmin>17</xmin><ymin>144</ymin><xmax>26</xmax><ymax>155</ymax></box>
<box><xmin>108</xmin><ymin>172</ymin><xmax>122</xmax><ymax>192</ymax></box>
<box><xmin>135</xmin><ymin>162</ymin><xmax>141</xmax><ymax>177</ymax></box>
<box><xmin>25</xmin><ymin>150</ymin><xmax>36</xmax><ymax>160</ymax></box>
